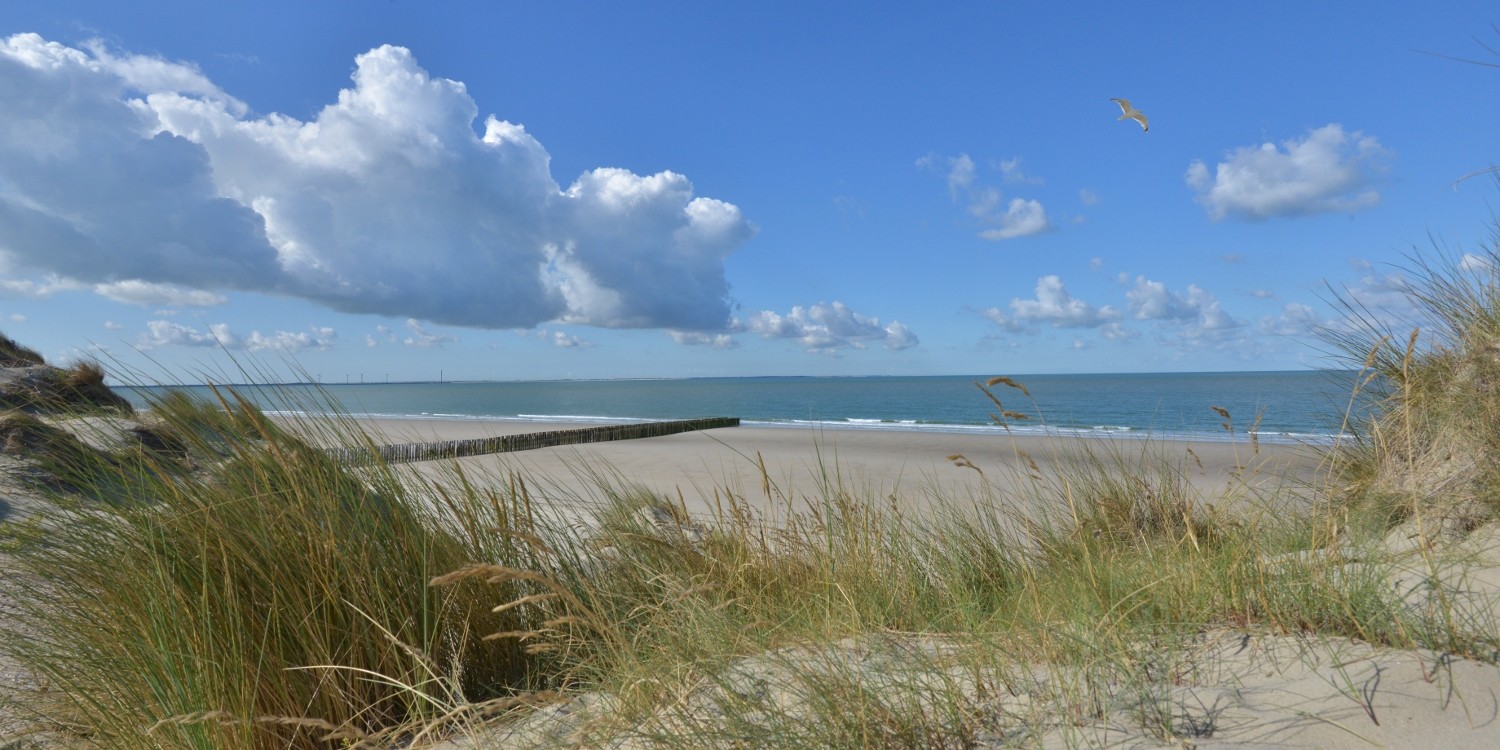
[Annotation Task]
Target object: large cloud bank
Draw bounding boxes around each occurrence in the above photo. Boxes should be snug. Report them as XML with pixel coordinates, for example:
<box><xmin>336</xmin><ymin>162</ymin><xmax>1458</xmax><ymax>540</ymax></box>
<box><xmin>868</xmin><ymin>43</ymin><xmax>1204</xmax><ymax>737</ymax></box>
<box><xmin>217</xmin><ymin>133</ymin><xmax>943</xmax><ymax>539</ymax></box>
<box><xmin>0</xmin><ymin>34</ymin><xmax>755</xmax><ymax>331</ymax></box>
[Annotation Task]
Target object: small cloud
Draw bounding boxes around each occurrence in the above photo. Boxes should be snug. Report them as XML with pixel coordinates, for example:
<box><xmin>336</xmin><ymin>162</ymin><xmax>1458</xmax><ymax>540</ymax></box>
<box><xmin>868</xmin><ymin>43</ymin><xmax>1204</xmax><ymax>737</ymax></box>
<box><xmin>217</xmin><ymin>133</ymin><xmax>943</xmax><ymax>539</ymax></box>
<box><xmin>244</xmin><ymin>326</ymin><xmax>337</xmax><ymax>353</ymax></box>
<box><xmin>1186</xmin><ymin>124</ymin><xmax>1389</xmax><ymax>220</ymax></box>
<box><xmin>1071</xmin><ymin>339</ymin><xmax>1090</xmax><ymax>350</ymax></box>
<box><xmin>1089</xmin><ymin>257</ymin><xmax>1104</xmax><ymax>272</ymax></box>
<box><xmin>977</xmin><ymin>199</ymin><xmax>1051</xmax><ymax>241</ymax></box>
<box><xmin>1219</xmin><ymin>253</ymin><xmax>1245</xmax><ymax>264</ymax></box>
<box><xmin>670</xmin><ymin>330</ymin><xmax>738</xmax><ymax>349</ymax></box>
<box><xmin>1078</xmin><ymin>188</ymin><xmax>1099</xmax><ymax>206</ymax></box>
<box><xmin>0</xmin><ymin>275</ymin><xmax>79</xmax><ymax>299</ymax></box>
<box><xmin>1249</xmin><ymin>288</ymin><xmax>1277</xmax><ymax>300</ymax></box>
<box><xmin>1125</xmin><ymin>276</ymin><xmax>1244</xmax><ymax>349</ymax></box>
<box><xmin>136</xmin><ymin>320</ymin><xmax>335</xmax><ymax>353</ymax></box>
<box><xmin>551</xmin><ymin>331</ymin><xmax>591</xmax><ymax>349</ymax></box>
<box><xmin>1259</xmin><ymin>302</ymin><xmax>1324</xmax><ymax>336</ymax></box>
<box><xmin>402</xmin><ymin>318</ymin><xmax>457</xmax><ymax>348</ymax></box>
<box><xmin>9</xmin><ymin>314</ymin><xmax>25</xmax><ymax>323</ymax></box>
<box><xmin>917</xmin><ymin>152</ymin><xmax>976</xmax><ymax>199</ymax></box>
<box><xmin>921</xmin><ymin>152</ymin><xmax>1050</xmax><ymax>241</ymax></box>
<box><xmin>747</xmin><ymin>301</ymin><xmax>917</xmax><ymax>353</ymax></box>
<box><xmin>104</xmin><ymin>320</ymin><xmax>123</xmax><ymax>330</ymax></box>
<box><xmin>984</xmin><ymin>275</ymin><xmax>1121</xmax><ymax>331</ymax></box>
<box><xmin>137</xmin><ymin>320</ymin><xmax>234</xmax><ymax>350</ymax></box>
<box><xmin>997</xmin><ymin>157</ymin><xmax>1044</xmax><ymax>185</ymax></box>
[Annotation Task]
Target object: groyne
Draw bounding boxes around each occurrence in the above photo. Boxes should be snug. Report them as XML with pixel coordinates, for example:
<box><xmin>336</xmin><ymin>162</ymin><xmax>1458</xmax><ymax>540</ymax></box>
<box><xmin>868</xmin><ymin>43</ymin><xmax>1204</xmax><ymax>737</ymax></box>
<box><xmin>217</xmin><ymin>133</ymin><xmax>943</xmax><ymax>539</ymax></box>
<box><xmin>326</xmin><ymin>417</ymin><xmax>739</xmax><ymax>465</ymax></box>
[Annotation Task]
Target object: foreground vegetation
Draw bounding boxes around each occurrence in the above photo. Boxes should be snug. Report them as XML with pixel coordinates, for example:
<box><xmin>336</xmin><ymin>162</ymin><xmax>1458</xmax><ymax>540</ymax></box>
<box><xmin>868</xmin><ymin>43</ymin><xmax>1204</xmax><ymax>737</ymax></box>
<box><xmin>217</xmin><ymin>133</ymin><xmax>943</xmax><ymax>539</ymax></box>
<box><xmin>2</xmin><ymin>239</ymin><xmax>1500</xmax><ymax>747</ymax></box>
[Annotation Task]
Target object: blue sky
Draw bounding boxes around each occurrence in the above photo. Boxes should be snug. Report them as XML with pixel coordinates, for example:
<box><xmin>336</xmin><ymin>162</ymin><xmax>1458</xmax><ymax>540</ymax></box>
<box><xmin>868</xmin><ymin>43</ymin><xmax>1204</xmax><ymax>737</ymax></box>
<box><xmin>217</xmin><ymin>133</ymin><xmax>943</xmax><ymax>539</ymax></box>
<box><xmin>1</xmin><ymin>1</ymin><xmax>1497</xmax><ymax>382</ymax></box>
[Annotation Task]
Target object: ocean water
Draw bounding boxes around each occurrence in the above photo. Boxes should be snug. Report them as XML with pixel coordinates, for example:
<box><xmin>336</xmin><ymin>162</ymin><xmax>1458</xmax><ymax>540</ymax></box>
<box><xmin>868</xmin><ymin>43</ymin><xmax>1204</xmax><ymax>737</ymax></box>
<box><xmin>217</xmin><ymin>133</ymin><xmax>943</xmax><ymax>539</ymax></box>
<box><xmin>122</xmin><ymin>371</ymin><xmax>1367</xmax><ymax>445</ymax></box>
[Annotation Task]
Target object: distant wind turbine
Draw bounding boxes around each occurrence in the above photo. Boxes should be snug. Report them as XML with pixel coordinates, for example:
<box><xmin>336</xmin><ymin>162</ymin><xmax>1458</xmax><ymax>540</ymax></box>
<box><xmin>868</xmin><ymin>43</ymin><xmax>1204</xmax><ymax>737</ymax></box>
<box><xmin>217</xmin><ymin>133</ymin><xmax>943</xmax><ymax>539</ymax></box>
<box><xmin>1110</xmin><ymin>98</ymin><xmax>1149</xmax><ymax>132</ymax></box>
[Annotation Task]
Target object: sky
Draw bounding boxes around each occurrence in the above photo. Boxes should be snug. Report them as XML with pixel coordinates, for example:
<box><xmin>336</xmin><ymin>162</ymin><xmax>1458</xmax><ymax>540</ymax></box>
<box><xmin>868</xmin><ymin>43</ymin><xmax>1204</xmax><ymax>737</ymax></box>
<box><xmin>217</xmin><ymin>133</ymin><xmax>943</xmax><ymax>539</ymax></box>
<box><xmin>1</xmin><ymin>1</ymin><xmax>1498</xmax><ymax>383</ymax></box>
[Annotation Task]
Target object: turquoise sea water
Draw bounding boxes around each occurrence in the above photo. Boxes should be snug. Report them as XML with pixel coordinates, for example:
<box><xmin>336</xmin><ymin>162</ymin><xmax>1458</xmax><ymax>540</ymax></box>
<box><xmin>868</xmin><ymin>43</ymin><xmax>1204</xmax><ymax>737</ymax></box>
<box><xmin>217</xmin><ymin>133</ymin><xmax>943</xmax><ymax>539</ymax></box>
<box><xmin>123</xmin><ymin>371</ymin><xmax>1366</xmax><ymax>445</ymax></box>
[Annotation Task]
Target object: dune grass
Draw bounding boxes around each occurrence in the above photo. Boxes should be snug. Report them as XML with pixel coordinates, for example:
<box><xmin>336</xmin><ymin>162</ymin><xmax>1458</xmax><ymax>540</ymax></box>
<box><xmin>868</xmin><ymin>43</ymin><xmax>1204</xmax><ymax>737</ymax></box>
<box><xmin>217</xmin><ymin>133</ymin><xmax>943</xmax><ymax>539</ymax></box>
<box><xmin>0</xmin><ymin>388</ymin><xmax>556</xmax><ymax>748</ymax></box>
<box><xmin>2</xmin><ymin>233</ymin><xmax>1500</xmax><ymax>747</ymax></box>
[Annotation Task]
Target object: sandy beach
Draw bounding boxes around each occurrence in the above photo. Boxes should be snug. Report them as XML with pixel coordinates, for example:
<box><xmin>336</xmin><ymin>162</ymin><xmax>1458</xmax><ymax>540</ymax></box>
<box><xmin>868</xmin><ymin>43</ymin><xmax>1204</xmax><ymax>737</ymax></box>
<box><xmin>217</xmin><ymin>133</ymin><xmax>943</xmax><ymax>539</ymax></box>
<box><xmin>303</xmin><ymin>416</ymin><xmax>1328</xmax><ymax>522</ymax></box>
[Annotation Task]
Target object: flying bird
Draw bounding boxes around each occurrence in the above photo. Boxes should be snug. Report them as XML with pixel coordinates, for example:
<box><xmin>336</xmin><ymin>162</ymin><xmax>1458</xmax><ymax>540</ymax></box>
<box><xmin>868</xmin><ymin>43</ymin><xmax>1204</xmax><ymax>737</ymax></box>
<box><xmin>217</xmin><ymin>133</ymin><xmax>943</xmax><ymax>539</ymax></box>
<box><xmin>1110</xmin><ymin>98</ymin><xmax>1148</xmax><ymax>132</ymax></box>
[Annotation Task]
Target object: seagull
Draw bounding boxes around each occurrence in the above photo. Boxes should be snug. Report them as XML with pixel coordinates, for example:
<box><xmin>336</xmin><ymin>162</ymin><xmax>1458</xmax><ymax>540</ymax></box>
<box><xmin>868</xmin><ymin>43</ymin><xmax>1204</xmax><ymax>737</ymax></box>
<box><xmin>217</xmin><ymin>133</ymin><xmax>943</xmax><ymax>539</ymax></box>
<box><xmin>1110</xmin><ymin>98</ymin><xmax>1149</xmax><ymax>132</ymax></box>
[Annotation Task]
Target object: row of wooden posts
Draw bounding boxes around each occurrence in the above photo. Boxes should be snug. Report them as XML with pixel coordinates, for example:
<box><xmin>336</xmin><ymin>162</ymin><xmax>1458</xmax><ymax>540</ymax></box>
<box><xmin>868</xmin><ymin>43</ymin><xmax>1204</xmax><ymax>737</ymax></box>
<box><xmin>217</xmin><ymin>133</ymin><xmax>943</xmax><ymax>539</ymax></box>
<box><xmin>326</xmin><ymin>417</ymin><xmax>740</xmax><ymax>466</ymax></box>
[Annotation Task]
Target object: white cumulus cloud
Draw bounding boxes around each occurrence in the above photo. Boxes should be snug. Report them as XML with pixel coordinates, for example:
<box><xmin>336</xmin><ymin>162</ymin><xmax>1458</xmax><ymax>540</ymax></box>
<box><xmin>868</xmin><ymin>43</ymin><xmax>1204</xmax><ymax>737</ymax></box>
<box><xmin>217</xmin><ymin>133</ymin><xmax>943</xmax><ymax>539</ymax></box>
<box><xmin>977</xmin><ymin>198</ymin><xmax>1050</xmax><ymax>241</ymax></box>
<box><xmin>984</xmin><ymin>275</ymin><xmax>1121</xmax><ymax>332</ymax></box>
<box><xmin>1185</xmin><ymin>124</ymin><xmax>1388</xmax><ymax>220</ymax></box>
<box><xmin>136</xmin><ymin>320</ymin><xmax>335</xmax><ymax>353</ymax></box>
<box><xmin>920</xmin><ymin>151</ymin><xmax>1050</xmax><ymax>241</ymax></box>
<box><xmin>747</xmin><ymin>302</ymin><xmax>917</xmax><ymax>354</ymax></box>
<box><xmin>1125</xmin><ymin>276</ymin><xmax>1244</xmax><ymax>349</ymax></box>
<box><xmin>0</xmin><ymin>35</ymin><xmax>755</xmax><ymax>332</ymax></box>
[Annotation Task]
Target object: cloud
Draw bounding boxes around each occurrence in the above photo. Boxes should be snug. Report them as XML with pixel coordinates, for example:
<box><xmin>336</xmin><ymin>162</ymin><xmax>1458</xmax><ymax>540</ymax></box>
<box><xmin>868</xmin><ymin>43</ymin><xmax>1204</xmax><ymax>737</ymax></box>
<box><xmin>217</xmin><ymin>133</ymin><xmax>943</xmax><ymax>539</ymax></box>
<box><xmin>916</xmin><ymin>153</ymin><xmax>976</xmax><ymax>199</ymax></box>
<box><xmin>1328</xmin><ymin>270</ymin><xmax>1421</xmax><ymax>331</ymax></box>
<box><xmin>1249</xmin><ymin>288</ymin><xmax>1277</xmax><ymax>300</ymax></box>
<box><xmin>137</xmin><ymin>320</ymin><xmax>335</xmax><ymax>353</ymax></box>
<box><xmin>1259</xmin><ymin>302</ymin><xmax>1324</xmax><ymax>336</ymax></box>
<box><xmin>1078</xmin><ymin>188</ymin><xmax>1099</xmax><ymax>206</ymax></box>
<box><xmin>670</xmin><ymin>330</ymin><xmax>738</xmax><ymax>349</ymax></box>
<box><xmin>998</xmin><ymin>157</ymin><xmax>1044</xmax><ymax>185</ymax></box>
<box><xmin>1185</xmin><ymin>124</ymin><xmax>1388</xmax><ymax>220</ymax></box>
<box><xmin>104</xmin><ymin>320</ymin><xmax>123</xmax><ymax>330</ymax></box>
<box><xmin>0</xmin><ymin>35</ymin><xmax>755</xmax><ymax>332</ymax></box>
<box><xmin>984</xmin><ymin>275</ymin><xmax>1121</xmax><ymax>333</ymax></box>
<box><xmin>920</xmin><ymin>151</ymin><xmax>1050</xmax><ymax>241</ymax></box>
<box><xmin>1089</xmin><ymin>257</ymin><xmax>1104</xmax><ymax>271</ymax></box>
<box><xmin>1125</xmin><ymin>277</ymin><xmax>1232</xmax><ymax>326</ymax></box>
<box><xmin>550</xmin><ymin>330</ymin><xmax>591</xmax><ymax>349</ymax></box>
<box><xmin>244</xmin><ymin>326</ymin><xmax>337</xmax><ymax>353</ymax></box>
<box><xmin>94</xmin><ymin>280</ymin><xmax>226</xmax><ymax>307</ymax></box>
<box><xmin>1459</xmin><ymin>252</ymin><xmax>1497</xmax><ymax>273</ymax></box>
<box><xmin>977</xmin><ymin>198</ymin><xmax>1051</xmax><ymax>241</ymax></box>
<box><xmin>401</xmin><ymin>318</ymin><xmax>456</xmax><ymax>348</ymax></box>
<box><xmin>1126</xmin><ymin>276</ymin><xmax>1244</xmax><ymax>348</ymax></box>
<box><xmin>0</xmin><ymin>275</ymin><xmax>77</xmax><ymax>298</ymax></box>
<box><xmin>747</xmin><ymin>302</ymin><xmax>917</xmax><ymax>353</ymax></box>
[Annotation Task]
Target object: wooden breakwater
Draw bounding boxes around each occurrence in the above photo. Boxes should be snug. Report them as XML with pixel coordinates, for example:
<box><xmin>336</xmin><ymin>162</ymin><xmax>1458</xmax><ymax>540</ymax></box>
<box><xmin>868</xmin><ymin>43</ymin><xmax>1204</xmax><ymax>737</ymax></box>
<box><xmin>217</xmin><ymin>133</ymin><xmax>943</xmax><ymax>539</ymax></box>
<box><xmin>326</xmin><ymin>417</ymin><xmax>739</xmax><ymax>466</ymax></box>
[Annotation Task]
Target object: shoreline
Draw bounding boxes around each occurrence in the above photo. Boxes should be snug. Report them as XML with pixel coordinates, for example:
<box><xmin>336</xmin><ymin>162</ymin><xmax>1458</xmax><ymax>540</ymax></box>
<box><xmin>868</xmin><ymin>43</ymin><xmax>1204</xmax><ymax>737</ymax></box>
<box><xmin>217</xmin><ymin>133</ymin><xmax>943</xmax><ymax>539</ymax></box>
<box><xmin>268</xmin><ymin>410</ymin><xmax>1349</xmax><ymax>447</ymax></box>
<box><xmin>285</xmin><ymin>415</ymin><xmax>1330</xmax><ymax>520</ymax></box>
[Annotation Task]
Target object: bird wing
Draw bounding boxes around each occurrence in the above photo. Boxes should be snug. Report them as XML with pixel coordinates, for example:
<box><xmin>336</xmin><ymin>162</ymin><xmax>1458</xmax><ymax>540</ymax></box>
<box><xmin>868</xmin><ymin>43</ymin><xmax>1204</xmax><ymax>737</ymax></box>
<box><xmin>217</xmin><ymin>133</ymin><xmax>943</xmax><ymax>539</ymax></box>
<box><xmin>1110</xmin><ymin>98</ymin><xmax>1133</xmax><ymax>114</ymax></box>
<box><xmin>1131</xmin><ymin>112</ymin><xmax>1149</xmax><ymax>131</ymax></box>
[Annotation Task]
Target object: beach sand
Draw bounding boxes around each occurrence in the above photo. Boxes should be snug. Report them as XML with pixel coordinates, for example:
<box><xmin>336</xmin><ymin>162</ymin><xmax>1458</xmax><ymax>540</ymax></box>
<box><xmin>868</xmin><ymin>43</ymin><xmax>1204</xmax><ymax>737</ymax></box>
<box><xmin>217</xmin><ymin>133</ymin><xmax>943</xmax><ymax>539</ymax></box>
<box><xmin>302</xmin><ymin>416</ymin><xmax>1328</xmax><ymax>523</ymax></box>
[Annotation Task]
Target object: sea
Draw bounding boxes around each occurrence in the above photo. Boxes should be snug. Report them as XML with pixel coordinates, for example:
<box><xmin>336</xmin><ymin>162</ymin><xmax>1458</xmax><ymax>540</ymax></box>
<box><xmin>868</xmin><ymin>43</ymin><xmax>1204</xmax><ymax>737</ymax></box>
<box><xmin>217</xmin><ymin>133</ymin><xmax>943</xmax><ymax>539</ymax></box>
<box><xmin>120</xmin><ymin>370</ymin><xmax>1370</xmax><ymax>446</ymax></box>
